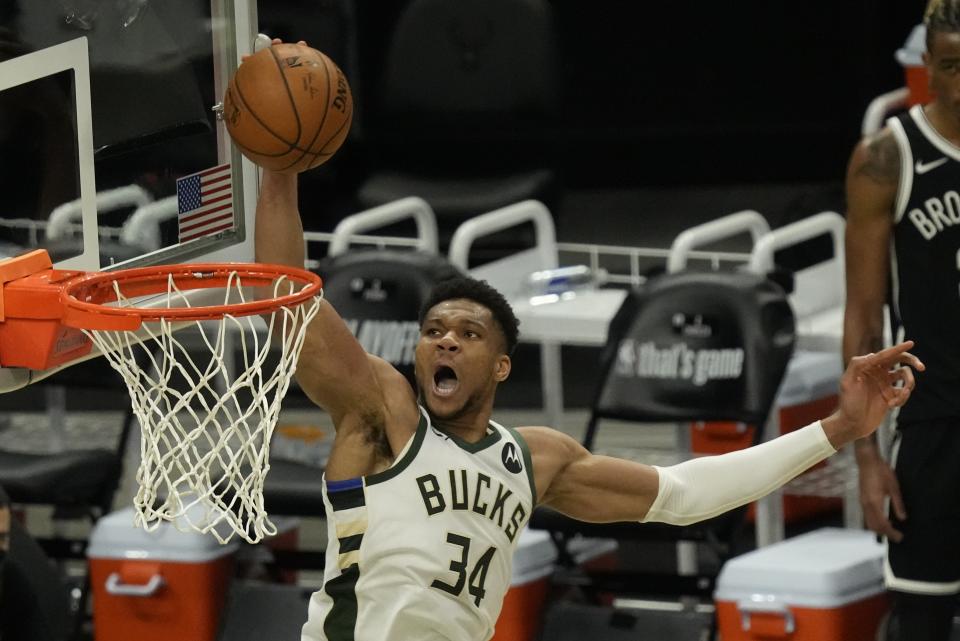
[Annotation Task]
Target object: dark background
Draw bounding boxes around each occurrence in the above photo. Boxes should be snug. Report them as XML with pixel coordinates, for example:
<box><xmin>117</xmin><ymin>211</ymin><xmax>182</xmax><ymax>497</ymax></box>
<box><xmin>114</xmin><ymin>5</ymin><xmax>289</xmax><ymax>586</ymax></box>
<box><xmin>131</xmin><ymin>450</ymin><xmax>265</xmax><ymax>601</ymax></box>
<box><xmin>260</xmin><ymin>0</ymin><xmax>924</xmax><ymax>241</ymax></box>
<box><xmin>1</xmin><ymin>0</ymin><xmax>925</xmax><ymax>242</ymax></box>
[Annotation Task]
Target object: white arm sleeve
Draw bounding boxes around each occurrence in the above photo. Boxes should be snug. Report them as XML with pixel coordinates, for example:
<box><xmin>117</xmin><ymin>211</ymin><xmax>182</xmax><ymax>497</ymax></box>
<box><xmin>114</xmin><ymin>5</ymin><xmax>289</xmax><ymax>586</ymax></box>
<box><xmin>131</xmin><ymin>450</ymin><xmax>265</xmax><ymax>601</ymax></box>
<box><xmin>641</xmin><ymin>421</ymin><xmax>836</xmax><ymax>526</ymax></box>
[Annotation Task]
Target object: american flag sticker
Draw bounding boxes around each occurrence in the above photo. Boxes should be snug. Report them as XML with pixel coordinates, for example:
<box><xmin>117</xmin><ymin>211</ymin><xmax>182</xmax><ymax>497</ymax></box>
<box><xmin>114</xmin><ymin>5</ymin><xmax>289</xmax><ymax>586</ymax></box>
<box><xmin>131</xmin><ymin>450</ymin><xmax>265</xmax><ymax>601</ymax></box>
<box><xmin>176</xmin><ymin>164</ymin><xmax>234</xmax><ymax>243</ymax></box>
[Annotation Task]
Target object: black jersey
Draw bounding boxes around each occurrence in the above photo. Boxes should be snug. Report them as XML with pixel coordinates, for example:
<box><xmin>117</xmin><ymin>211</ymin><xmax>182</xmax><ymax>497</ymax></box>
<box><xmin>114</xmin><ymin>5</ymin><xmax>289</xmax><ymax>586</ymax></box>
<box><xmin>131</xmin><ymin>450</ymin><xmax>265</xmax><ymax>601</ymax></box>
<box><xmin>887</xmin><ymin>105</ymin><xmax>960</xmax><ymax>422</ymax></box>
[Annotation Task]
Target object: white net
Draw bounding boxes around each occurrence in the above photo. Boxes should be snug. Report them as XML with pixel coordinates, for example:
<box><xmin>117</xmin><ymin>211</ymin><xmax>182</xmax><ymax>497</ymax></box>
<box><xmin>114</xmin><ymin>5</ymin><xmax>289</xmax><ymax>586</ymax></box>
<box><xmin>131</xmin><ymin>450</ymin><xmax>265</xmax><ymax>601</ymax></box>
<box><xmin>81</xmin><ymin>271</ymin><xmax>321</xmax><ymax>544</ymax></box>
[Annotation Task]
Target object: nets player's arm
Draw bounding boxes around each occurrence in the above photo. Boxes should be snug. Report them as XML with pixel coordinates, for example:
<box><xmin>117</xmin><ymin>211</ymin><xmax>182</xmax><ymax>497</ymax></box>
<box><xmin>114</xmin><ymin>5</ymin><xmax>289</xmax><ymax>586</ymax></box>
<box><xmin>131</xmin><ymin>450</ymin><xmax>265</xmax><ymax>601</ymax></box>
<box><xmin>843</xmin><ymin>136</ymin><xmax>896</xmax><ymax>446</ymax></box>
<box><xmin>254</xmin><ymin>172</ymin><xmax>407</xmax><ymax>429</ymax></box>
<box><xmin>842</xmin><ymin>130</ymin><xmax>908</xmax><ymax>539</ymax></box>
<box><xmin>843</xmin><ymin>129</ymin><xmax>898</xmax><ymax>371</ymax></box>
<box><xmin>521</xmin><ymin>344</ymin><xmax>919</xmax><ymax>524</ymax></box>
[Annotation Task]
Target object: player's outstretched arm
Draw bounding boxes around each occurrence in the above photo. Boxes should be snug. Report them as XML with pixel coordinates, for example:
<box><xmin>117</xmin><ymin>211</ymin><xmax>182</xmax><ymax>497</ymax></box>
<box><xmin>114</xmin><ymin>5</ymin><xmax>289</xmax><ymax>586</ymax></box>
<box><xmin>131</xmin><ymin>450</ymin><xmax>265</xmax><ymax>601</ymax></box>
<box><xmin>523</xmin><ymin>341</ymin><xmax>923</xmax><ymax>525</ymax></box>
<box><xmin>254</xmin><ymin>171</ymin><xmax>394</xmax><ymax>426</ymax></box>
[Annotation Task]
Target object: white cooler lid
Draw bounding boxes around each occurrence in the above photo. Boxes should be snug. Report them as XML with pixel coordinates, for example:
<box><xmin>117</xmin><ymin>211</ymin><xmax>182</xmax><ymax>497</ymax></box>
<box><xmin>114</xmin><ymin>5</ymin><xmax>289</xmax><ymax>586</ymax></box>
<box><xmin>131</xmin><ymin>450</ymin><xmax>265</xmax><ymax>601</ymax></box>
<box><xmin>714</xmin><ymin>528</ymin><xmax>884</xmax><ymax>609</ymax></box>
<box><xmin>511</xmin><ymin>530</ymin><xmax>618</xmax><ymax>585</ymax></box>
<box><xmin>88</xmin><ymin>507</ymin><xmax>239</xmax><ymax>562</ymax></box>
<box><xmin>512</xmin><ymin>529</ymin><xmax>558</xmax><ymax>584</ymax></box>
<box><xmin>774</xmin><ymin>350</ymin><xmax>841</xmax><ymax>408</ymax></box>
<box><xmin>566</xmin><ymin>535</ymin><xmax>618</xmax><ymax>565</ymax></box>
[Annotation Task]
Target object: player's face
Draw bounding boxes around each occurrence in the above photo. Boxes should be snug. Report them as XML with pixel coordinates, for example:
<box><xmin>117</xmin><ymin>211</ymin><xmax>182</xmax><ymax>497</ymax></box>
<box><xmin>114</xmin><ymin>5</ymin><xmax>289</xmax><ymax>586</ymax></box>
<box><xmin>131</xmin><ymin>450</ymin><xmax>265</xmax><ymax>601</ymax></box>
<box><xmin>414</xmin><ymin>299</ymin><xmax>511</xmax><ymax>421</ymax></box>
<box><xmin>926</xmin><ymin>30</ymin><xmax>960</xmax><ymax>120</ymax></box>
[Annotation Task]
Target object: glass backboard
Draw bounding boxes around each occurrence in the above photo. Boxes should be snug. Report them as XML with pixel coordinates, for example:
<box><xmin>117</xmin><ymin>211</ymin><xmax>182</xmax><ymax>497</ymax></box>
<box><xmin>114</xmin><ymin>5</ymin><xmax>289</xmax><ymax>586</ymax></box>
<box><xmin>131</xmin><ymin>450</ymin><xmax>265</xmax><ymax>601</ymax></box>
<box><xmin>0</xmin><ymin>0</ymin><xmax>260</xmax><ymax>391</ymax></box>
<box><xmin>0</xmin><ymin>0</ymin><xmax>259</xmax><ymax>272</ymax></box>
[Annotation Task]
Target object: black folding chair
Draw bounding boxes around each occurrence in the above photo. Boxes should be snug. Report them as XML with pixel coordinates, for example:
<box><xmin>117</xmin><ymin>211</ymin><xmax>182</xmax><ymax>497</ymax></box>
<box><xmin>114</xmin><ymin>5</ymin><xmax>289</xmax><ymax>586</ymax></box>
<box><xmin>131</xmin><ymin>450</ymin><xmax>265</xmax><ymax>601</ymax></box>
<box><xmin>0</xmin><ymin>359</ymin><xmax>136</xmax><ymax>558</ymax></box>
<box><xmin>530</xmin><ymin>269</ymin><xmax>795</xmax><ymax>604</ymax></box>
<box><xmin>0</xmin><ymin>505</ymin><xmax>73</xmax><ymax>641</ymax></box>
<box><xmin>0</xmin><ymin>359</ymin><xmax>137</xmax><ymax>640</ymax></box>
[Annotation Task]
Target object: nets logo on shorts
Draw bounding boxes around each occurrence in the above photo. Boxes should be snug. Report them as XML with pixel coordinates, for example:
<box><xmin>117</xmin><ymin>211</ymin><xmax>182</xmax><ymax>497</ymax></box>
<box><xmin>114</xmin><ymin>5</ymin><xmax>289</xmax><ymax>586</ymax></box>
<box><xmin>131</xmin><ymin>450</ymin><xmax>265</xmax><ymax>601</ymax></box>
<box><xmin>501</xmin><ymin>443</ymin><xmax>523</xmax><ymax>474</ymax></box>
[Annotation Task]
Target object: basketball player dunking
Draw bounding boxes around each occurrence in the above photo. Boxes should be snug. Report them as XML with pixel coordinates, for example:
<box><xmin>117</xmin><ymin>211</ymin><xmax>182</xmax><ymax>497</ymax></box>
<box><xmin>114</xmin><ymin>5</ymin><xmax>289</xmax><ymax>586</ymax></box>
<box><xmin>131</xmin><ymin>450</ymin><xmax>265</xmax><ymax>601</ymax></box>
<box><xmin>255</xmin><ymin>151</ymin><xmax>921</xmax><ymax>641</ymax></box>
<box><xmin>846</xmin><ymin>3</ymin><xmax>960</xmax><ymax>639</ymax></box>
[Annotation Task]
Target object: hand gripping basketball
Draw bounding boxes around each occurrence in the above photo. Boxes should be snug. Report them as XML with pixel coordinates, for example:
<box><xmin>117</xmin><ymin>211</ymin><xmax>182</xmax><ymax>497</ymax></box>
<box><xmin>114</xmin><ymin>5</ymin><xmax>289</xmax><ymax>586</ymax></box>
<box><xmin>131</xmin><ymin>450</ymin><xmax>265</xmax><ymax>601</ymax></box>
<box><xmin>223</xmin><ymin>41</ymin><xmax>353</xmax><ymax>174</ymax></box>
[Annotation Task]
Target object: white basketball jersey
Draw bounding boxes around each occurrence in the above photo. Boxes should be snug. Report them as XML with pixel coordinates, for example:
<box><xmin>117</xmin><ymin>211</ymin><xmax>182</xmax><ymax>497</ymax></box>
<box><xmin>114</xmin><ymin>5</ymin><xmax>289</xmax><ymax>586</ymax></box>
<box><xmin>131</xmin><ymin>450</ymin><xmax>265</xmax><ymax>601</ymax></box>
<box><xmin>302</xmin><ymin>406</ymin><xmax>536</xmax><ymax>641</ymax></box>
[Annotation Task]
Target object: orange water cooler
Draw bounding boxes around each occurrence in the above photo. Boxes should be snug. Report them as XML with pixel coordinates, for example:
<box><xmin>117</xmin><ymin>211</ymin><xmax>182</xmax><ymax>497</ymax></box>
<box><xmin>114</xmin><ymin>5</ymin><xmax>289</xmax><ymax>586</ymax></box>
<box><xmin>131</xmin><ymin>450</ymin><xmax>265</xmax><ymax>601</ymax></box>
<box><xmin>715</xmin><ymin>528</ymin><xmax>888</xmax><ymax>641</ymax></box>
<box><xmin>492</xmin><ymin>529</ymin><xmax>618</xmax><ymax>641</ymax></box>
<box><xmin>491</xmin><ymin>529</ymin><xmax>556</xmax><ymax>641</ymax></box>
<box><xmin>87</xmin><ymin>508</ymin><xmax>238</xmax><ymax>641</ymax></box>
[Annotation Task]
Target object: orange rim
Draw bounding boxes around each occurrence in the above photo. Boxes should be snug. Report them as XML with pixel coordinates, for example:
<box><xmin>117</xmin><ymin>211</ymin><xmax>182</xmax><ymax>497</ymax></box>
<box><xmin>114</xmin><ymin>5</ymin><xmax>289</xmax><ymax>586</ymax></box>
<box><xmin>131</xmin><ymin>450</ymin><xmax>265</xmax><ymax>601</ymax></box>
<box><xmin>61</xmin><ymin>262</ymin><xmax>322</xmax><ymax>331</ymax></box>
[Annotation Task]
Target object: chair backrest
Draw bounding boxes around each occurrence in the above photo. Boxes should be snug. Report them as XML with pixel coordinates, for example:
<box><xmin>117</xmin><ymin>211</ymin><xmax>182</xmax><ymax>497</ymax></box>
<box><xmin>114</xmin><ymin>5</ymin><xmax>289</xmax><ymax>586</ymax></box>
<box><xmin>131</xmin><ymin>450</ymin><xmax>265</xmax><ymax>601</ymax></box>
<box><xmin>747</xmin><ymin>211</ymin><xmax>845</xmax><ymax>320</ymax></box>
<box><xmin>378</xmin><ymin>0</ymin><xmax>560</xmax><ymax>129</ymax></box>
<box><xmin>591</xmin><ymin>271</ymin><xmax>795</xmax><ymax>428</ymax></box>
<box><xmin>327</xmin><ymin>197</ymin><xmax>438</xmax><ymax>257</ymax></box>
<box><xmin>666</xmin><ymin>210</ymin><xmax>770</xmax><ymax>274</ymax></box>
<box><xmin>316</xmin><ymin>249</ymin><xmax>463</xmax><ymax>382</ymax></box>
<box><xmin>448</xmin><ymin>199</ymin><xmax>557</xmax><ymax>297</ymax></box>
<box><xmin>1</xmin><ymin>516</ymin><xmax>72</xmax><ymax>641</ymax></box>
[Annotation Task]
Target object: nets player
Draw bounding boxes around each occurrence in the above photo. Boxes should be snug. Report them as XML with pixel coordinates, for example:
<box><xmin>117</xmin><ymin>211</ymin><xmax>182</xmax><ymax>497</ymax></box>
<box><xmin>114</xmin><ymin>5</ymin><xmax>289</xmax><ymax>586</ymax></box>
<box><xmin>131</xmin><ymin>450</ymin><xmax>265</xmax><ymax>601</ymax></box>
<box><xmin>845</xmin><ymin>2</ymin><xmax>960</xmax><ymax>639</ymax></box>
<box><xmin>256</xmin><ymin>169</ymin><xmax>920</xmax><ymax>639</ymax></box>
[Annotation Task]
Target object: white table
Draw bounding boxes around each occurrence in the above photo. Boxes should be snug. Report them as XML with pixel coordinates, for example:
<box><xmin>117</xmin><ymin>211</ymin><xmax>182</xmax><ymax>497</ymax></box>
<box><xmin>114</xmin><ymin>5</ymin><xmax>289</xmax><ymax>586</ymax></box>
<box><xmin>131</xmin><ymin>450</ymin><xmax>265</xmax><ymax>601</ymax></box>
<box><xmin>513</xmin><ymin>289</ymin><xmax>628</xmax><ymax>428</ymax></box>
<box><xmin>514</xmin><ymin>287</ymin><xmax>843</xmax><ymax>426</ymax></box>
<box><xmin>516</xmin><ymin>289</ymin><xmax>843</xmax><ymax>351</ymax></box>
<box><xmin>513</xmin><ymin>289</ymin><xmax>629</xmax><ymax>346</ymax></box>
<box><xmin>794</xmin><ymin>307</ymin><xmax>843</xmax><ymax>353</ymax></box>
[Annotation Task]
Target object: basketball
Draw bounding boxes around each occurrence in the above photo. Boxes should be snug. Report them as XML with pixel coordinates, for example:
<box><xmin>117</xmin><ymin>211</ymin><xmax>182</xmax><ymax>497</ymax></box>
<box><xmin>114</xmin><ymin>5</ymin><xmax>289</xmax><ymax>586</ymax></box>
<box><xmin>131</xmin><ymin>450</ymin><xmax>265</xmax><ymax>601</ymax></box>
<box><xmin>222</xmin><ymin>43</ymin><xmax>353</xmax><ymax>174</ymax></box>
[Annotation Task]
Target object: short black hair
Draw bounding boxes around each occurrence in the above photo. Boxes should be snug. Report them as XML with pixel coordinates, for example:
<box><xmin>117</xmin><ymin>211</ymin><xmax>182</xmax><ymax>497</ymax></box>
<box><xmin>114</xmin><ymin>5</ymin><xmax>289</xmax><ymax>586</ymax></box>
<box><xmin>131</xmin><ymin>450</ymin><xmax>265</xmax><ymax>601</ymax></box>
<box><xmin>926</xmin><ymin>0</ymin><xmax>960</xmax><ymax>49</ymax></box>
<box><xmin>418</xmin><ymin>277</ymin><xmax>520</xmax><ymax>355</ymax></box>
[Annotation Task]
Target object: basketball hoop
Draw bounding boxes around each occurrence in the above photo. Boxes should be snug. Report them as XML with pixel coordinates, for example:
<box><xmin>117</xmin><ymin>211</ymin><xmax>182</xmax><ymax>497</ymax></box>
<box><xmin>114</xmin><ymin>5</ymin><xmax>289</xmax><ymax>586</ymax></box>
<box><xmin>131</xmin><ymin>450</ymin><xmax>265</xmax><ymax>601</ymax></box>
<box><xmin>0</xmin><ymin>251</ymin><xmax>322</xmax><ymax>543</ymax></box>
<box><xmin>64</xmin><ymin>263</ymin><xmax>321</xmax><ymax>543</ymax></box>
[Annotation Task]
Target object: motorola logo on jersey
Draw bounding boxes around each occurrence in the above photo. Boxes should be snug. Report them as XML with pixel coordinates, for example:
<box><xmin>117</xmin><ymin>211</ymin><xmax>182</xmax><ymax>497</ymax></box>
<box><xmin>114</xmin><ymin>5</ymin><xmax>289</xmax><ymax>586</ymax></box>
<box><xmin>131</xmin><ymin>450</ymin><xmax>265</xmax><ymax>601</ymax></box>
<box><xmin>501</xmin><ymin>443</ymin><xmax>523</xmax><ymax>474</ymax></box>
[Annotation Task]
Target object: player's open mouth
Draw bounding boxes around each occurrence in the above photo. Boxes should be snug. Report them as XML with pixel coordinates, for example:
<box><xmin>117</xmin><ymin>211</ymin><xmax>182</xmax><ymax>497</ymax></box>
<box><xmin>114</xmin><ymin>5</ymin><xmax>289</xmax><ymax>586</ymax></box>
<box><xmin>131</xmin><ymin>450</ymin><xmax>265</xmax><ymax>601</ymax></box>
<box><xmin>433</xmin><ymin>366</ymin><xmax>459</xmax><ymax>397</ymax></box>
